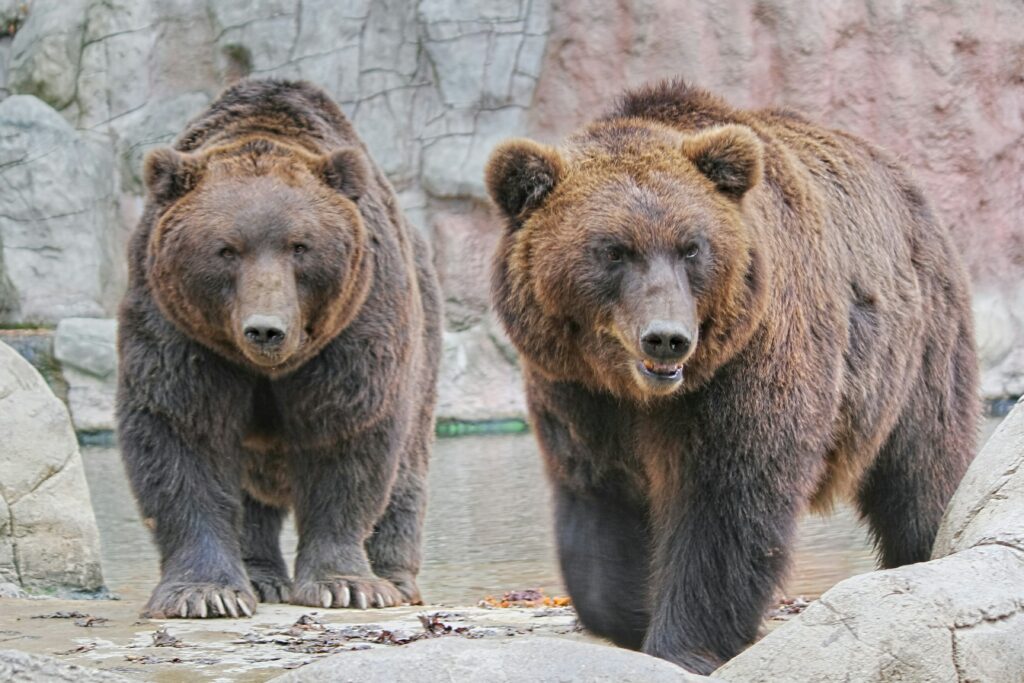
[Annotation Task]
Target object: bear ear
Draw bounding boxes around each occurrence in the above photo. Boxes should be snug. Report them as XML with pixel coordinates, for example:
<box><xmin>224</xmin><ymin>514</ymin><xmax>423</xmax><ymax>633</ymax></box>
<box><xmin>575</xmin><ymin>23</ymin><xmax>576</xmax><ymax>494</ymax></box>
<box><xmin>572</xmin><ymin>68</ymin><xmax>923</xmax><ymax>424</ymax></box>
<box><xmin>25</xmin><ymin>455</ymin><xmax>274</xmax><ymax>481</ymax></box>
<box><xmin>681</xmin><ymin>124</ymin><xmax>764</xmax><ymax>200</ymax></box>
<box><xmin>485</xmin><ymin>138</ymin><xmax>564</xmax><ymax>228</ymax></box>
<box><xmin>143</xmin><ymin>148</ymin><xmax>205</xmax><ymax>203</ymax></box>
<box><xmin>317</xmin><ymin>147</ymin><xmax>370</xmax><ymax>201</ymax></box>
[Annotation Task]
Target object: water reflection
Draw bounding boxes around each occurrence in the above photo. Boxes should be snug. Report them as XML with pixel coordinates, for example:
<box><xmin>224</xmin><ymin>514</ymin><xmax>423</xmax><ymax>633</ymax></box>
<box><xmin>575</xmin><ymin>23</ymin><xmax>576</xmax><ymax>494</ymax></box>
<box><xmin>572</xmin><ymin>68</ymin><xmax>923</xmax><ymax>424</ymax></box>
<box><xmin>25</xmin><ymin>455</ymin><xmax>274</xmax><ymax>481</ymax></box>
<box><xmin>82</xmin><ymin>418</ymin><xmax>1001</xmax><ymax>605</ymax></box>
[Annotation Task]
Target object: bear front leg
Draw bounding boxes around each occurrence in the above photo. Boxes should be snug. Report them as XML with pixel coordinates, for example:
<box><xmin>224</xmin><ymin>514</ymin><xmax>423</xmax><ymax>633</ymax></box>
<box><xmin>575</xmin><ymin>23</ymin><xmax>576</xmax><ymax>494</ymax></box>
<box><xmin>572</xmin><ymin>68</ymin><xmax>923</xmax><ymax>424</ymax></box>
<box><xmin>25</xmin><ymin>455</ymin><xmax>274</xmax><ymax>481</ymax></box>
<box><xmin>289</xmin><ymin>420</ymin><xmax>405</xmax><ymax>610</ymax></box>
<box><xmin>638</xmin><ymin>341</ymin><xmax>834</xmax><ymax>672</ymax></box>
<box><xmin>121</xmin><ymin>409</ymin><xmax>256</xmax><ymax>618</ymax></box>
<box><xmin>642</xmin><ymin>473</ymin><xmax>801</xmax><ymax>673</ymax></box>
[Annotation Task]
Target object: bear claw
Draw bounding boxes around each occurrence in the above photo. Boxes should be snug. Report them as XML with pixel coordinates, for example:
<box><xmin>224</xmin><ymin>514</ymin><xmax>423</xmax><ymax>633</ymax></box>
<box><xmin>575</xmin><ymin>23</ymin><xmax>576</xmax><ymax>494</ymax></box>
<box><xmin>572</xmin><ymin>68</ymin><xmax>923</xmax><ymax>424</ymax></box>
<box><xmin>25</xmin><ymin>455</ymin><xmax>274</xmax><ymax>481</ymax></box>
<box><xmin>292</xmin><ymin>576</ymin><xmax>403</xmax><ymax>610</ymax></box>
<box><xmin>144</xmin><ymin>582</ymin><xmax>257</xmax><ymax>619</ymax></box>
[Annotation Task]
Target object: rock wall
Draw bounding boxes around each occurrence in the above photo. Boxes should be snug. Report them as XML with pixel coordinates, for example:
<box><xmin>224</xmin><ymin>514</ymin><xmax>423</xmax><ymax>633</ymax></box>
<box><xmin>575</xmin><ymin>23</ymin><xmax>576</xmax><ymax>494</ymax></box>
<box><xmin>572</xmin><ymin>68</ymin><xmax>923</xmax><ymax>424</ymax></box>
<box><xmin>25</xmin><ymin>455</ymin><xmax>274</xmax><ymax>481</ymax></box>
<box><xmin>0</xmin><ymin>95</ymin><xmax>123</xmax><ymax>323</ymax></box>
<box><xmin>0</xmin><ymin>0</ymin><xmax>1021</xmax><ymax>418</ymax></box>
<box><xmin>0</xmin><ymin>341</ymin><xmax>104</xmax><ymax>593</ymax></box>
<box><xmin>532</xmin><ymin>0</ymin><xmax>1024</xmax><ymax>399</ymax></box>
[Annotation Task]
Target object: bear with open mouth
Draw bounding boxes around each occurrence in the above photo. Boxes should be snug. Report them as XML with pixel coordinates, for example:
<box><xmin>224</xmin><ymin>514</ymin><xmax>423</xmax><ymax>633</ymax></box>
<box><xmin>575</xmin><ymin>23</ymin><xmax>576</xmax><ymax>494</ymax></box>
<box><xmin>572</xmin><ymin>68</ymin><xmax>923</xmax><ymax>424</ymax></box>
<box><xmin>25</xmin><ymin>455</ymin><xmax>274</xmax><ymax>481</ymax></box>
<box><xmin>486</xmin><ymin>79</ymin><xmax>979</xmax><ymax>673</ymax></box>
<box><xmin>118</xmin><ymin>79</ymin><xmax>441</xmax><ymax>618</ymax></box>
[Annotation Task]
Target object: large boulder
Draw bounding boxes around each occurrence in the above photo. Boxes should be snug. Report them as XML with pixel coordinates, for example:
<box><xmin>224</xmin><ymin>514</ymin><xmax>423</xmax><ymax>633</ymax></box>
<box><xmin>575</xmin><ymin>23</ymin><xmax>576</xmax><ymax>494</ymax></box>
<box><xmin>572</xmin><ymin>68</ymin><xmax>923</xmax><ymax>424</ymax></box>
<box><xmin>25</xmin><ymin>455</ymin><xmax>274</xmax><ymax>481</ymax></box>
<box><xmin>934</xmin><ymin>398</ymin><xmax>1024</xmax><ymax>557</ymax></box>
<box><xmin>714</xmin><ymin>401</ymin><xmax>1024</xmax><ymax>682</ymax></box>
<box><xmin>270</xmin><ymin>636</ymin><xmax>715</xmax><ymax>683</ymax></box>
<box><xmin>0</xmin><ymin>95</ymin><xmax>123</xmax><ymax>324</ymax></box>
<box><xmin>0</xmin><ymin>341</ymin><xmax>104</xmax><ymax>593</ymax></box>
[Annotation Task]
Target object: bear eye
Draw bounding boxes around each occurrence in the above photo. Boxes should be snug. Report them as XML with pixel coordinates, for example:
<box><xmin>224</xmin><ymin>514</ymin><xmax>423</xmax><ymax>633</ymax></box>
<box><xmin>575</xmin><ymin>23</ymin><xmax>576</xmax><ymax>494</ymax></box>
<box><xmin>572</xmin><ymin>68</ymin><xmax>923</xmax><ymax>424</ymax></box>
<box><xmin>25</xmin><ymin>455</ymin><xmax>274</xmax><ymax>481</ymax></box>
<box><xmin>219</xmin><ymin>247</ymin><xmax>237</xmax><ymax>260</ymax></box>
<box><xmin>605</xmin><ymin>246</ymin><xmax>625</xmax><ymax>263</ymax></box>
<box><xmin>293</xmin><ymin>243</ymin><xmax>308</xmax><ymax>255</ymax></box>
<box><xmin>682</xmin><ymin>243</ymin><xmax>700</xmax><ymax>260</ymax></box>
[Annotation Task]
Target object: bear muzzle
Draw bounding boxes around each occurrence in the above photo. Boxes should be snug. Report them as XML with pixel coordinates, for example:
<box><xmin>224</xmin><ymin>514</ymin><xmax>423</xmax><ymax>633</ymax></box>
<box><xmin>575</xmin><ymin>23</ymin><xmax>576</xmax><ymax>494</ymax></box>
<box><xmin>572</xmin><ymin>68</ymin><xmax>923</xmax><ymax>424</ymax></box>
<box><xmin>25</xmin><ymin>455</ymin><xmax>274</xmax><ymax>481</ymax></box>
<box><xmin>238</xmin><ymin>311</ymin><xmax>301</xmax><ymax>369</ymax></box>
<box><xmin>632</xmin><ymin>321</ymin><xmax>697</xmax><ymax>393</ymax></box>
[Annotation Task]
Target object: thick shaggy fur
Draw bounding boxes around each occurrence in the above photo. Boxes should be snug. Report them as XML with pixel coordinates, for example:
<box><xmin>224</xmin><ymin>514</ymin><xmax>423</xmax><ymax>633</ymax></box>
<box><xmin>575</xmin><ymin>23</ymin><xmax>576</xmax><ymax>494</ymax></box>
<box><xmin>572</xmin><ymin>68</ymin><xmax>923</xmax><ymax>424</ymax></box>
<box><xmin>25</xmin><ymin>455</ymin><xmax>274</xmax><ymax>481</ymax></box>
<box><xmin>486</xmin><ymin>79</ymin><xmax>978</xmax><ymax>672</ymax></box>
<box><xmin>118</xmin><ymin>80</ymin><xmax>441</xmax><ymax>618</ymax></box>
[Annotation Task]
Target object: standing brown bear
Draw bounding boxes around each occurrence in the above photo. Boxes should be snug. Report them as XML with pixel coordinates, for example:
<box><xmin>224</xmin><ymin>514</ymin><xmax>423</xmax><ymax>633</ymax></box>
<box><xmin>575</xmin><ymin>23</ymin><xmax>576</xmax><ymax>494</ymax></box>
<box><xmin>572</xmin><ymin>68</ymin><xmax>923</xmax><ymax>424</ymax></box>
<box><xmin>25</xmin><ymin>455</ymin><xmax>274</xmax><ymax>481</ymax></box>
<box><xmin>118</xmin><ymin>80</ymin><xmax>441</xmax><ymax>618</ymax></box>
<box><xmin>485</xmin><ymin>80</ymin><xmax>978</xmax><ymax>673</ymax></box>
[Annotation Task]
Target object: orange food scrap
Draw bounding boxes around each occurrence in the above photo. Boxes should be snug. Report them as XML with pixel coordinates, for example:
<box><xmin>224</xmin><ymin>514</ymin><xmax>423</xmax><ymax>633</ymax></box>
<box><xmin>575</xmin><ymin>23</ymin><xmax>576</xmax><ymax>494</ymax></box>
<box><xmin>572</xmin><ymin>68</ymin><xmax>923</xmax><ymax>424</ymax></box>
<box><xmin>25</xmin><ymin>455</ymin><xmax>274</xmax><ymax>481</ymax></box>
<box><xmin>479</xmin><ymin>590</ymin><xmax>572</xmax><ymax>609</ymax></box>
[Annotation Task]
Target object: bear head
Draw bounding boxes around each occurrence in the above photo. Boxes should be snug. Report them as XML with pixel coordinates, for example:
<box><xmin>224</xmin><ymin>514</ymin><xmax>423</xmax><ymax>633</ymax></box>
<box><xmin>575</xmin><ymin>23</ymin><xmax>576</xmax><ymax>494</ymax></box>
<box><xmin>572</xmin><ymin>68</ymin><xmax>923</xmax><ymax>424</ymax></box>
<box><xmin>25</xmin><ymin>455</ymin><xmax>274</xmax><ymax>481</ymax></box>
<box><xmin>486</xmin><ymin>121</ymin><xmax>769</xmax><ymax>401</ymax></box>
<box><xmin>142</xmin><ymin>138</ymin><xmax>372</xmax><ymax>376</ymax></box>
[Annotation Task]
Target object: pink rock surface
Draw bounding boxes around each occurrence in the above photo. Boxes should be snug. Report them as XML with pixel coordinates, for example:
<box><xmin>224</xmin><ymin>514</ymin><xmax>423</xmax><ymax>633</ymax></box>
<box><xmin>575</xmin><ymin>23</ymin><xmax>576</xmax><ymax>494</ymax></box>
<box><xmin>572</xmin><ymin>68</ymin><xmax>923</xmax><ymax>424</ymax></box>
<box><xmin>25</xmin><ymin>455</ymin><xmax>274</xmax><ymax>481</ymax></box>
<box><xmin>532</xmin><ymin>0</ymin><xmax>1024</xmax><ymax>397</ymax></box>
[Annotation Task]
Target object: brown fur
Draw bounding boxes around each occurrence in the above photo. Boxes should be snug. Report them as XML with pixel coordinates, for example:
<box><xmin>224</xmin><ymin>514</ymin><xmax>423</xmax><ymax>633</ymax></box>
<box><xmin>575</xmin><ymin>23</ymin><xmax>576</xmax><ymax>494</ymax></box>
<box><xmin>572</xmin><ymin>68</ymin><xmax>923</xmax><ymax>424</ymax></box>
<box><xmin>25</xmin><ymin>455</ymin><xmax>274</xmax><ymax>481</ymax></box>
<box><xmin>486</xmin><ymin>79</ymin><xmax>979</xmax><ymax>672</ymax></box>
<box><xmin>118</xmin><ymin>80</ymin><xmax>442</xmax><ymax>618</ymax></box>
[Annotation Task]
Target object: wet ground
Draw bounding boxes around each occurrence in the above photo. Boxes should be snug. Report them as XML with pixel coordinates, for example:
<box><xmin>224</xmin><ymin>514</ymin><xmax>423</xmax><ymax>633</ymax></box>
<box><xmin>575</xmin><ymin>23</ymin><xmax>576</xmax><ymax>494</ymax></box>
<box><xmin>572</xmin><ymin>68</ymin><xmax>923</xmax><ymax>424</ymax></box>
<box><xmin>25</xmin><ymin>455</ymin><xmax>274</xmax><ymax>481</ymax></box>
<box><xmin>0</xmin><ymin>420</ymin><xmax>1002</xmax><ymax>680</ymax></box>
<box><xmin>0</xmin><ymin>598</ymin><xmax>589</xmax><ymax>681</ymax></box>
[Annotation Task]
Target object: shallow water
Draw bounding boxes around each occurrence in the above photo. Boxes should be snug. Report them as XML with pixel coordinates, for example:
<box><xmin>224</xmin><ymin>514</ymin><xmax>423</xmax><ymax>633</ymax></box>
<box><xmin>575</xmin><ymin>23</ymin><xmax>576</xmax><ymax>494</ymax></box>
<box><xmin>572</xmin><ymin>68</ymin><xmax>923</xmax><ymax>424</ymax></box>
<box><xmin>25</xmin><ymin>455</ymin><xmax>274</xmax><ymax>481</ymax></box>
<box><xmin>82</xmin><ymin>418</ymin><xmax>1002</xmax><ymax>606</ymax></box>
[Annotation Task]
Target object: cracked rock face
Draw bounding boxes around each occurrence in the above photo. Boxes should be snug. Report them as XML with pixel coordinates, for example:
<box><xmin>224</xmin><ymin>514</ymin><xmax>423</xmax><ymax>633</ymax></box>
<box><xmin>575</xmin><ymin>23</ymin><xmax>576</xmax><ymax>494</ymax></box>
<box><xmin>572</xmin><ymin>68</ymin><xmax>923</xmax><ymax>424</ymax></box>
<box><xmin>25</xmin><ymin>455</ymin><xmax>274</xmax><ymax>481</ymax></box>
<box><xmin>1</xmin><ymin>0</ymin><xmax>555</xmax><ymax>419</ymax></box>
<box><xmin>0</xmin><ymin>94</ymin><xmax>124</xmax><ymax>324</ymax></box>
<box><xmin>934</xmin><ymin>398</ymin><xmax>1024</xmax><ymax>558</ymax></box>
<box><xmin>715</xmin><ymin>545</ymin><xmax>1024</xmax><ymax>682</ymax></box>
<box><xmin>0</xmin><ymin>341</ymin><xmax>103</xmax><ymax>593</ymax></box>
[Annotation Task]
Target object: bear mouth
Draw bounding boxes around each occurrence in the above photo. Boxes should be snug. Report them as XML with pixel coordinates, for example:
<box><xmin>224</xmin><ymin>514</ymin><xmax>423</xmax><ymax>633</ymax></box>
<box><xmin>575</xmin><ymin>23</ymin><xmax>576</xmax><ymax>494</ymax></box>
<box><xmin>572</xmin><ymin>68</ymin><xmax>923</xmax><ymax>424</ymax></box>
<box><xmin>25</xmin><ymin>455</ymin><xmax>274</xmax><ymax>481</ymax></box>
<box><xmin>636</xmin><ymin>358</ymin><xmax>684</xmax><ymax>383</ymax></box>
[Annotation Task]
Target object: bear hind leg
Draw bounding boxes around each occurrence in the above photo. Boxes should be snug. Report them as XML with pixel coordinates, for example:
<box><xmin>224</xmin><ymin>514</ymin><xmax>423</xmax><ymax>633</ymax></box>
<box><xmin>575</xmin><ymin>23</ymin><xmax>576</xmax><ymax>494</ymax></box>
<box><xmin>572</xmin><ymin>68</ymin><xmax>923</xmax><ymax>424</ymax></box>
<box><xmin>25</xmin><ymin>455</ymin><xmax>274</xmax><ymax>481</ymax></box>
<box><xmin>366</xmin><ymin>427</ymin><xmax>430</xmax><ymax>605</ymax></box>
<box><xmin>241</xmin><ymin>494</ymin><xmax>291</xmax><ymax>603</ymax></box>
<box><xmin>856</xmin><ymin>336</ymin><xmax>978</xmax><ymax>568</ymax></box>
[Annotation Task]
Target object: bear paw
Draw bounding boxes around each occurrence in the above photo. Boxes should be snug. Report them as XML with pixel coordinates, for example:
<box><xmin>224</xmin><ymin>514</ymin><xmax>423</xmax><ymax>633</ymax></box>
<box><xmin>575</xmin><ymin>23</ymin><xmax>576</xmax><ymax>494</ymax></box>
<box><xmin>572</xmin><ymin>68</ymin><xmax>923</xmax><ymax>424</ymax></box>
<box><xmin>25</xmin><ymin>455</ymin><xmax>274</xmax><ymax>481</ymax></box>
<box><xmin>143</xmin><ymin>581</ymin><xmax>257</xmax><ymax>619</ymax></box>
<box><xmin>383</xmin><ymin>573</ymin><xmax>423</xmax><ymax>605</ymax></box>
<box><xmin>246</xmin><ymin>564</ymin><xmax>292</xmax><ymax>604</ymax></box>
<box><xmin>291</xmin><ymin>576</ymin><xmax>404</xmax><ymax>609</ymax></box>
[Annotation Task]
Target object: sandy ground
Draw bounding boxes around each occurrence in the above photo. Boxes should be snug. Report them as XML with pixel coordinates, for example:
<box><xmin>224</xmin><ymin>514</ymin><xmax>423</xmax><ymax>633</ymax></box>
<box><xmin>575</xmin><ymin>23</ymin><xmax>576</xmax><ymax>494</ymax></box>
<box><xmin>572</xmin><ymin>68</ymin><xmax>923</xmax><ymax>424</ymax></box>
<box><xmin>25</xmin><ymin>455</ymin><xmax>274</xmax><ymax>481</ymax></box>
<box><xmin>0</xmin><ymin>597</ymin><xmax>592</xmax><ymax>681</ymax></box>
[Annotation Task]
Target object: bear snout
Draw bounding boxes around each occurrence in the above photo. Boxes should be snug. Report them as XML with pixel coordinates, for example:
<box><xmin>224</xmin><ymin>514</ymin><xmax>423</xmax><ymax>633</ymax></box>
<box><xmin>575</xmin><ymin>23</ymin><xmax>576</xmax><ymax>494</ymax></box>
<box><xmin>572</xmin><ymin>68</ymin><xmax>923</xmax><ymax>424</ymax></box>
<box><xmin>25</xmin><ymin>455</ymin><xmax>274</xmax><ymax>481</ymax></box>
<box><xmin>243</xmin><ymin>314</ymin><xmax>289</xmax><ymax>348</ymax></box>
<box><xmin>640</xmin><ymin>320</ymin><xmax>692</xmax><ymax>364</ymax></box>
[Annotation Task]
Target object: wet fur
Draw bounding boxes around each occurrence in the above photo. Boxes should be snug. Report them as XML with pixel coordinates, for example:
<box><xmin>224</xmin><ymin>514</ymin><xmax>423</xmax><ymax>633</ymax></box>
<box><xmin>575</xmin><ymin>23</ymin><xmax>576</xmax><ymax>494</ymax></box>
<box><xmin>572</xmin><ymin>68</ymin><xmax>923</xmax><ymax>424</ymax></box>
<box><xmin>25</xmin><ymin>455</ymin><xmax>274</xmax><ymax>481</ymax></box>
<box><xmin>118</xmin><ymin>80</ymin><xmax>442</xmax><ymax>617</ymax></box>
<box><xmin>487</xmin><ymin>79</ymin><xmax>979</xmax><ymax>672</ymax></box>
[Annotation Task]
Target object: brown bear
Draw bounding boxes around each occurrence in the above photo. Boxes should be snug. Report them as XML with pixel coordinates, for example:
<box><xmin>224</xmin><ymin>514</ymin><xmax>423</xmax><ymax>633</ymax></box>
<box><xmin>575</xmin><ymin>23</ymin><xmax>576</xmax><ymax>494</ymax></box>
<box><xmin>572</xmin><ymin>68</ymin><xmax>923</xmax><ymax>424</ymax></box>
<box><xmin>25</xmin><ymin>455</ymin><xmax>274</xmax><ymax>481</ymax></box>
<box><xmin>117</xmin><ymin>79</ymin><xmax>441</xmax><ymax>618</ymax></box>
<box><xmin>485</xmin><ymin>79</ymin><xmax>979</xmax><ymax>672</ymax></box>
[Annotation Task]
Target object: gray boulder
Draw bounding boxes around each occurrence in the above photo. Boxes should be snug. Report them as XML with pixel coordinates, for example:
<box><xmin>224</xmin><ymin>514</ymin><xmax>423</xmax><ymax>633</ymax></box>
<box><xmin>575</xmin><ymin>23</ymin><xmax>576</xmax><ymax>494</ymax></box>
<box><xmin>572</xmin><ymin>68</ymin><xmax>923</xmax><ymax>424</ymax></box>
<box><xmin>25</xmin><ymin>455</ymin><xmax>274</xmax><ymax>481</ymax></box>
<box><xmin>934</xmin><ymin>397</ymin><xmax>1024</xmax><ymax>556</ymax></box>
<box><xmin>54</xmin><ymin>318</ymin><xmax>118</xmax><ymax>432</ymax></box>
<box><xmin>0</xmin><ymin>95</ymin><xmax>123</xmax><ymax>324</ymax></box>
<box><xmin>270</xmin><ymin>636</ymin><xmax>715</xmax><ymax>683</ymax></box>
<box><xmin>0</xmin><ymin>341</ymin><xmax>104</xmax><ymax>592</ymax></box>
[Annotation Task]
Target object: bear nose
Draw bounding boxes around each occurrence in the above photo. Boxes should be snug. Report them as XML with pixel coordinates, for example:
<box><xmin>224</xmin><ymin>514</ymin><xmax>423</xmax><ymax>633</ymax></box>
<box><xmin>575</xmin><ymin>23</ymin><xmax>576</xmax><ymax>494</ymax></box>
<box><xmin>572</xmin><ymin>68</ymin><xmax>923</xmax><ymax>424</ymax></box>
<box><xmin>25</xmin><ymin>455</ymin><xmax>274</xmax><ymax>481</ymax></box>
<box><xmin>640</xmin><ymin>322</ymin><xmax>691</xmax><ymax>362</ymax></box>
<box><xmin>243</xmin><ymin>315</ymin><xmax>288</xmax><ymax>347</ymax></box>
